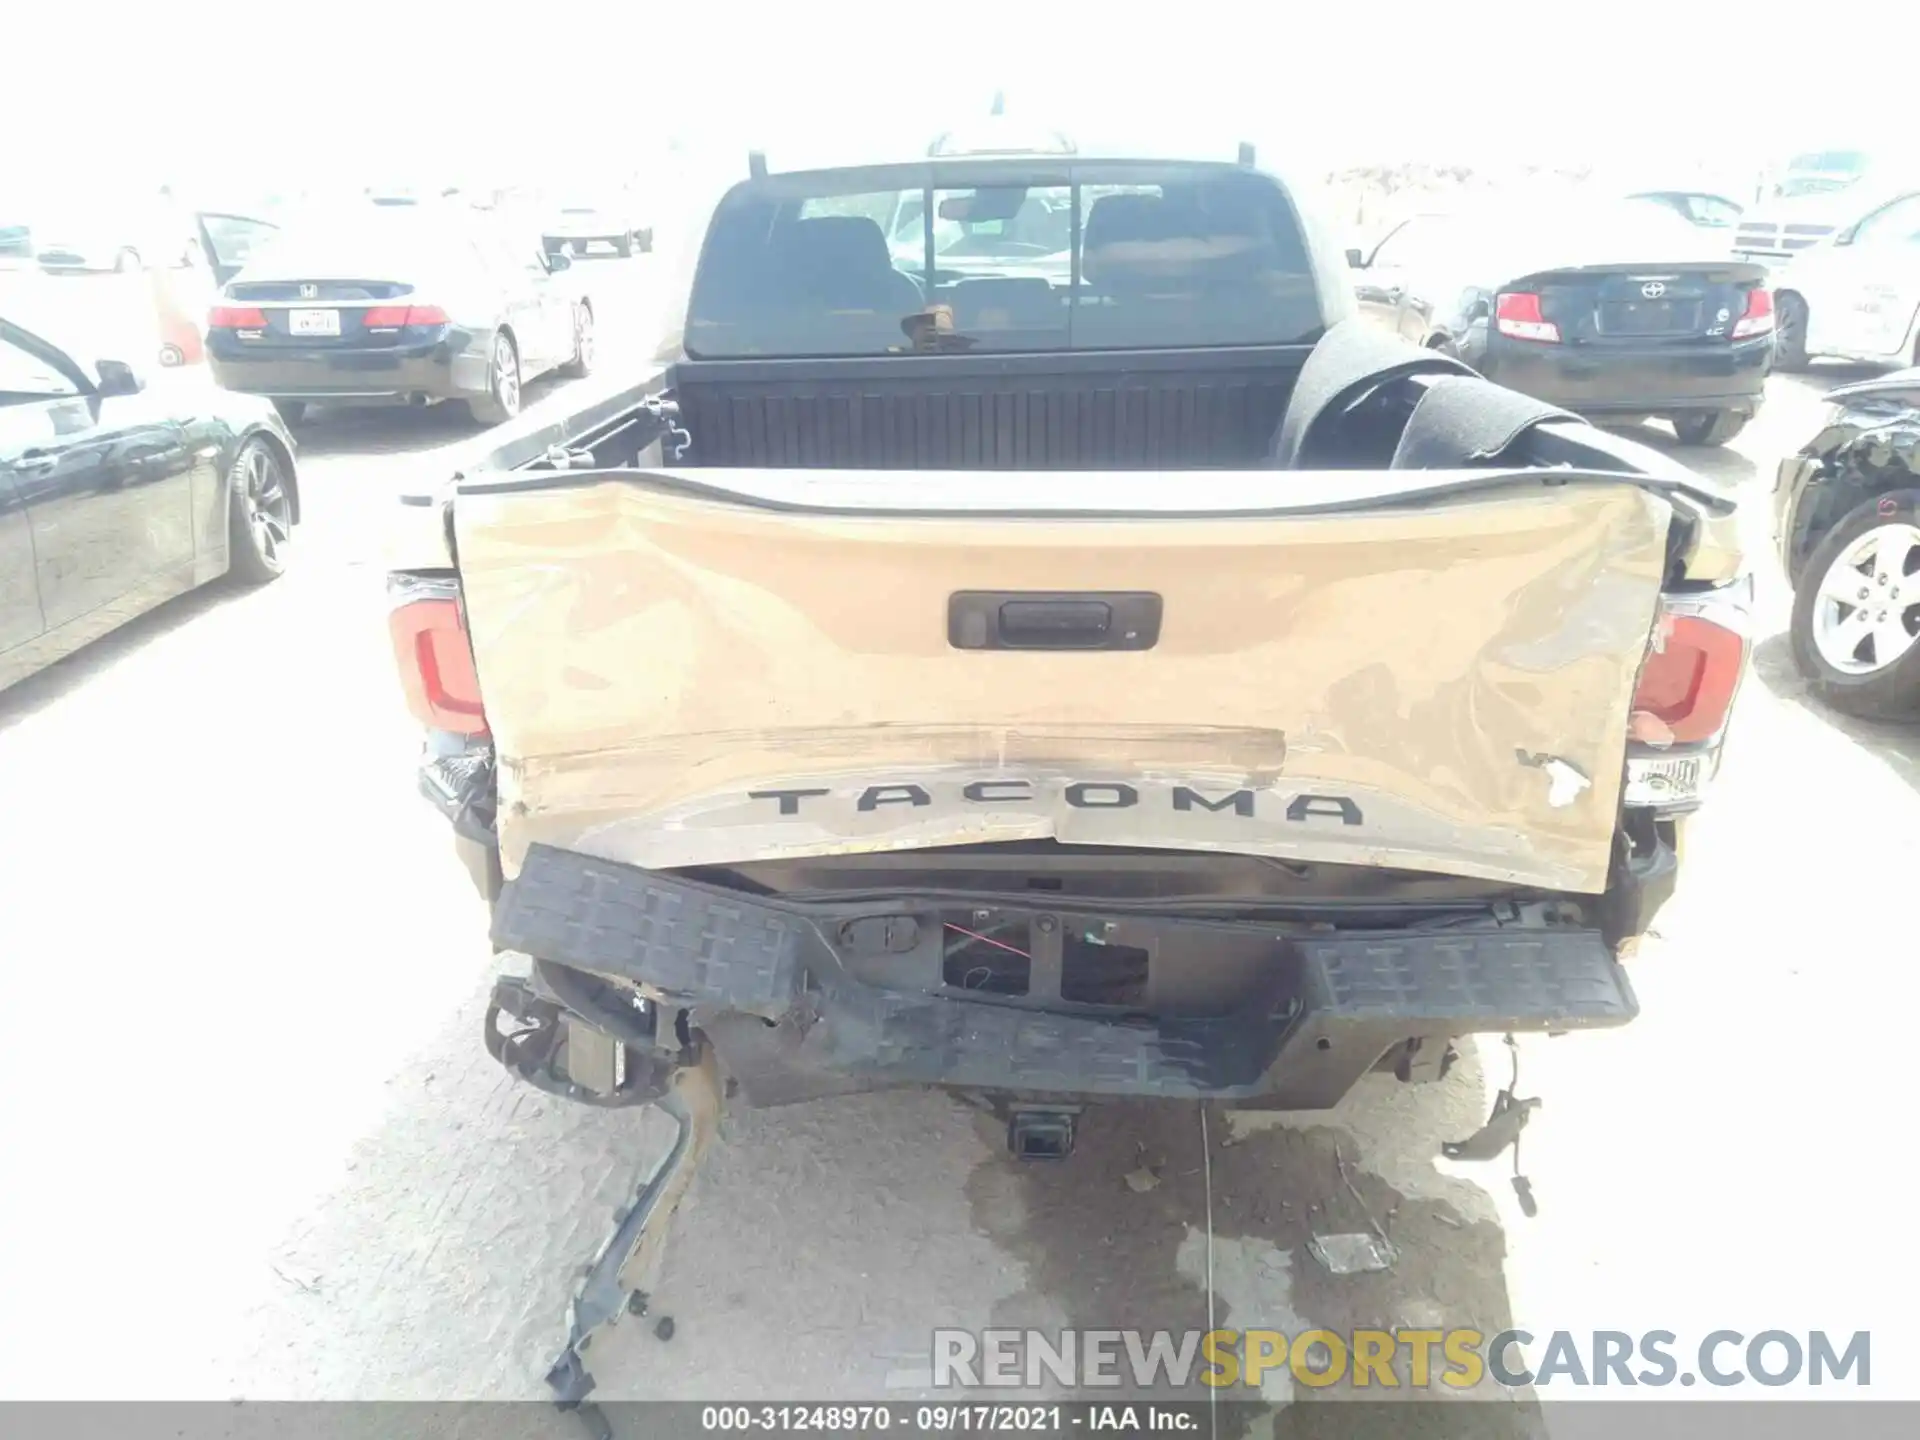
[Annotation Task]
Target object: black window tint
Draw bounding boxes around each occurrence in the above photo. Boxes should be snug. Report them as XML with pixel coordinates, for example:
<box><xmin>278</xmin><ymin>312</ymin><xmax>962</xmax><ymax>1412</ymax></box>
<box><xmin>689</xmin><ymin>187</ymin><xmax>927</xmax><ymax>357</ymax></box>
<box><xmin>684</xmin><ymin>163</ymin><xmax>1323</xmax><ymax>358</ymax></box>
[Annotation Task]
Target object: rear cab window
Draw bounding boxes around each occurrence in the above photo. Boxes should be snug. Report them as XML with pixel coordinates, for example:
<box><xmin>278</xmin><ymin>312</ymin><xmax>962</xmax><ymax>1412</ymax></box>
<box><xmin>683</xmin><ymin>159</ymin><xmax>1328</xmax><ymax>358</ymax></box>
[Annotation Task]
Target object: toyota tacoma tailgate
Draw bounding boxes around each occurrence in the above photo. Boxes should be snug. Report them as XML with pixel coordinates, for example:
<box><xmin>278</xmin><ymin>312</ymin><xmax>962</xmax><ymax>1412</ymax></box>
<box><xmin>450</xmin><ymin>466</ymin><xmax>1672</xmax><ymax>895</ymax></box>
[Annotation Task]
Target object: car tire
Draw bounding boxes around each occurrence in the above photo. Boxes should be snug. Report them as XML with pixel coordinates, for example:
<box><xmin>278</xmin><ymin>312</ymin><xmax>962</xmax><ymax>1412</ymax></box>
<box><xmin>635</xmin><ymin>229</ymin><xmax>654</xmax><ymax>254</ymax></box>
<box><xmin>616</xmin><ymin>235</ymin><xmax>633</xmax><ymax>258</ymax></box>
<box><xmin>114</xmin><ymin>248</ymin><xmax>141</xmax><ymax>273</ymax></box>
<box><xmin>1789</xmin><ymin>489</ymin><xmax>1920</xmax><ymax>721</ymax></box>
<box><xmin>227</xmin><ymin>437</ymin><xmax>294</xmax><ymax>586</ymax></box>
<box><xmin>1672</xmin><ymin>410</ymin><xmax>1748</xmax><ymax>446</ymax></box>
<box><xmin>1774</xmin><ymin>291</ymin><xmax>1811</xmax><ymax>371</ymax></box>
<box><xmin>467</xmin><ymin>330</ymin><xmax>522</xmax><ymax>425</ymax></box>
<box><xmin>558</xmin><ymin>304</ymin><xmax>594</xmax><ymax>379</ymax></box>
<box><xmin>272</xmin><ymin>399</ymin><xmax>307</xmax><ymax>426</ymax></box>
<box><xmin>157</xmin><ymin>343</ymin><xmax>186</xmax><ymax>368</ymax></box>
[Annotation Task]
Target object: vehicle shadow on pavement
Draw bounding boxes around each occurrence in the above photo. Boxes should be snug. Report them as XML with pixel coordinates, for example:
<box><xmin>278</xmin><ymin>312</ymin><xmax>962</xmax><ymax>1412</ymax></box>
<box><xmin>1747</xmin><ymin>632</ymin><xmax>1920</xmax><ymax>793</ymax></box>
<box><xmin>1771</xmin><ymin>364</ymin><xmax>1886</xmax><ymax>406</ymax></box>
<box><xmin>1603</xmin><ymin>421</ymin><xmax>1756</xmax><ymax>486</ymax></box>
<box><xmin>288</xmin><ymin>374</ymin><xmax>582</xmax><ymax>460</ymax></box>
<box><xmin>0</xmin><ymin>580</ymin><xmax>251</xmax><ymax>735</ymax></box>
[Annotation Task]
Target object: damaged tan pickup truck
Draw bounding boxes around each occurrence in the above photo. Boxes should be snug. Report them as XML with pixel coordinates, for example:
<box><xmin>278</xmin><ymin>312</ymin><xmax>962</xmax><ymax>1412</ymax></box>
<box><xmin>384</xmin><ymin>142</ymin><xmax>1753</xmax><ymax>1412</ymax></box>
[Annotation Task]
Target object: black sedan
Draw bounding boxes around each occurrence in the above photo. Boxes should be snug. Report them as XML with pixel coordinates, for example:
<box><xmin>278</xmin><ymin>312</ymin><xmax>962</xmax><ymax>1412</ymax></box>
<box><xmin>201</xmin><ymin>203</ymin><xmax>594</xmax><ymax>426</ymax></box>
<box><xmin>1</xmin><ymin>313</ymin><xmax>298</xmax><ymax>694</ymax></box>
<box><xmin>1349</xmin><ymin>197</ymin><xmax>1775</xmax><ymax>445</ymax></box>
<box><xmin>1774</xmin><ymin>366</ymin><xmax>1920</xmax><ymax>720</ymax></box>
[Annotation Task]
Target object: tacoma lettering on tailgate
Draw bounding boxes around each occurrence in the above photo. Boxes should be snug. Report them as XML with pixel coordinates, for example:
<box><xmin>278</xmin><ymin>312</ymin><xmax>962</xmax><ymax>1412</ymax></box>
<box><xmin>748</xmin><ymin>781</ymin><xmax>1364</xmax><ymax>826</ymax></box>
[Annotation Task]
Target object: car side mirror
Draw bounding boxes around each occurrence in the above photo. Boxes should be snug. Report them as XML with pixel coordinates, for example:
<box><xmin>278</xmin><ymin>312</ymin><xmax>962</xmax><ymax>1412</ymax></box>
<box><xmin>545</xmin><ymin>250</ymin><xmax>572</xmax><ymax>272</ymax></box>
<box><xmin>95</xmin><ymin>359</ymin><xmax>145</xmax><ymax>397</ymax></box>
<box><xmin>1345</xmin><ymin>247</ymin><xmax>1366</xmax><ymax>268</ymax></box>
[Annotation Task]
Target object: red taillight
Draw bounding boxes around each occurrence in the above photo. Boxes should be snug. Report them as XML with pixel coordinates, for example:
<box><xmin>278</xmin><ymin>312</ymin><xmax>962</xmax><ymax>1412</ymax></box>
<box><xmin>208</xmin><ymin>305</ymin><xmax>268</xmax><ymax>329</ymax></box>
<box><xmin>361</xmin><ymin>304</ymin><xmax>451</xmax><ymax>329</ymax></box>
<box><xmin>1630</xmin><ymin>611</ymin><xmax>1747</xmax><ymax>746</ymax></box>
<box><xmin>1732</xmin><ymin>286</ymin><xmax>1774</xmax><ymax>340</ymax></box>
<box><xmin>389</xmin><ymin>597</ymin><xmax>488</xmax><ymax>735</ymax></box>
<box><xmin>1494</xmin><ymin>292</ymin><xmax>1560</xmax><ymax>343</ymax></box>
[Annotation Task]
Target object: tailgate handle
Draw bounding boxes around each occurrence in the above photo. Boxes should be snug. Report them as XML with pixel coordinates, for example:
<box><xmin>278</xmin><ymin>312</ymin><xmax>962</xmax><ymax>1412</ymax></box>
<box><xmin>1002</xmin><ymin>600</ymin><xmax>1111</xmax><ymax>642</ymax></box>
<box><xmin>949</xmin><ymin>591</ymin><xmax>1162</xmax><ymax>651</ymax></box>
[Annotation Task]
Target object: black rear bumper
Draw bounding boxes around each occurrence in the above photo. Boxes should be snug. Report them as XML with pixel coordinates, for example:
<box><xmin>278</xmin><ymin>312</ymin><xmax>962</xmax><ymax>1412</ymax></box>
<box><xmin>490</xmin><ymin>844</ymin><xmax>1639</xmax><ymax>1108</ymax></box>
<box><xmin>206</xmin><ymin>334</ymin><xmax>481</xmax><ymax>403</ymax></box>
<box><xmin>1480</xmin><ymin>334</ymin><xmax>1772</xmax><ymax>417</ymax></box>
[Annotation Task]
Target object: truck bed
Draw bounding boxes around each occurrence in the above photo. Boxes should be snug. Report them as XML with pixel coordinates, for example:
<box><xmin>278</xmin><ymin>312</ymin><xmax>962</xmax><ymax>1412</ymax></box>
<box><xmin>669</xmin><ymin>346</ymin><xmax>1306</xmax><ymax>470</ymax></box>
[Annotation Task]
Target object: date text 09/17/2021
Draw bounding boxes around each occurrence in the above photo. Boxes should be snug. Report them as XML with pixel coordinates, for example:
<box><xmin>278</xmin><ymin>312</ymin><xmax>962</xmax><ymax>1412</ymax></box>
<box><xmin>700</xmin><ymin>1406</ymin><xmax>1194</xmax><ymax>1433</ymax></box>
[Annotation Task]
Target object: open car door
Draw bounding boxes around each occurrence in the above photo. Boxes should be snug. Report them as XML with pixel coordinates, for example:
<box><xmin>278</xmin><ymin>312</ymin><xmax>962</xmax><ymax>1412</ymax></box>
<box><xmin>194</xmin><ymin>211</ymin><xmax>280</xmax><ymax>287</ymax></box>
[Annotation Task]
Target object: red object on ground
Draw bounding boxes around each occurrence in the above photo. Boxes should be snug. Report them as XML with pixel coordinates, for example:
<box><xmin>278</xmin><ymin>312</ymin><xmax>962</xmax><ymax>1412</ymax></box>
<box><xmin>149</xmin><ymin>264</ymin><xmax>210</xmax><ymax>366</ymax></box>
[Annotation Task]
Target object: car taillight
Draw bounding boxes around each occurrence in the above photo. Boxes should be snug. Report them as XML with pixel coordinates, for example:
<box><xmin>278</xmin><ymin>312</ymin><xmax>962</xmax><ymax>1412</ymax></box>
<box><xmin>1731</xmin><ymin>286</ymin><xmax>1774</xmax><ymax>340</ymax></box>
<box><xmin>208</xmin><ymin>305</ymin><xmax>268</xmax><ymax>329</ymax></box>
<box><xmin>1632</xmin><ymin>612</ymin><xmax>1746</xmax><ymax>744</ymax></box>
<box><xmin>361</xmin><ymin>304</ymin><xmax>451</xmax><ymax>328</ymax></box>
<box><xmin>1624</xmin><ymin>585</ymin><xmax>1751</xmax><ymax>809</ymax></box>
<box><xmin>1494</xmin><ymin>292</ymin><xmax>1560</xmax><ymax>343</ymax></box>
<box><xmin>389</xmin><ymin>590</ymin><xmax>488</xmax><ymax>735</ymax></box>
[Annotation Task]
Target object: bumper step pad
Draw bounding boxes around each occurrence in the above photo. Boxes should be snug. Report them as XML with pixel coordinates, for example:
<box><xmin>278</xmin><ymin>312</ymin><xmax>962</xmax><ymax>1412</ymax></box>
<box><xmin>494</xmin><ymin>844</ymin><xmax>1637</xmax><ymax>1104</ymax></box>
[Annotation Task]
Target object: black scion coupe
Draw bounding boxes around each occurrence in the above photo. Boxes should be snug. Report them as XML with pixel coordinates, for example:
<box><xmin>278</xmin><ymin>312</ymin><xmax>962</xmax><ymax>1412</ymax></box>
<box><xmin>1349</xmin><ymin>196</ymin><xmax>1775</xmax><ymax>446</ymax></box>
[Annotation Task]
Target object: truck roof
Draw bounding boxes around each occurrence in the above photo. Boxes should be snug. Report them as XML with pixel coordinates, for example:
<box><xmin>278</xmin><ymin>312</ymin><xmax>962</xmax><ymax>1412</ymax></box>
<box><xmin>734</xmin><ymin>145</ymin><xmax>1313</xmax><ymax>189</ymax></box>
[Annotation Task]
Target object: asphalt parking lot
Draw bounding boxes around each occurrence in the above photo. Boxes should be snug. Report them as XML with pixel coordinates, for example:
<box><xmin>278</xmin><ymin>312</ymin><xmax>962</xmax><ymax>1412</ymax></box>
<box><xmin>1</xmin><ymin>260</ymin><xmax>1916</xmax><ymax>1416</ymax></box>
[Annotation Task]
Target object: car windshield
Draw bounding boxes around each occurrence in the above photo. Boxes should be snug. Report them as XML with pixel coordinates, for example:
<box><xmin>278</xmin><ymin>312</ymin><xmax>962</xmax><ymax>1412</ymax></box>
<box><xmin>1571</xmin><ymin>199</ymin><xmax>1718</xmax><ymax>250</ymax></box>
<box><xmin>883</xmin><ymin>189</ymin><xmax>1075</xmax><ymax>261</ymax></box>
<box><xmin>685</xmin><ymin>162</ymin><xmax>1323</xmax><ymax>357</ymax></box>
<box><xmin>1788</xmin><ymin>150</ymin><xmax>1869</xmax><ymax>174</ymax></box>
<box><xmin>1461</xmin><ymin>198</ymin><xmax>1724</xmax><ymax>273</ymax></box>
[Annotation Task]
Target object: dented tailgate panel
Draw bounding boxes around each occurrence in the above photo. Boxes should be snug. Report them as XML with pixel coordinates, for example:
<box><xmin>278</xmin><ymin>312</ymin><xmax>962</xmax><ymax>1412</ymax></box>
<box><xmin>453</xmin><ymin>472</ymin><xmax>1671</xmax><ymax>893</ymax></box>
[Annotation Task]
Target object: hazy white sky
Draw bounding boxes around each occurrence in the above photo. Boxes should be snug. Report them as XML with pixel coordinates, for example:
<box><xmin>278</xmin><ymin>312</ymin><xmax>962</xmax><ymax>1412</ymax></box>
<box><xmin>13</xmin><ymin>0</ymin><xmax>1918</xmax><ymax>196</ymax></box>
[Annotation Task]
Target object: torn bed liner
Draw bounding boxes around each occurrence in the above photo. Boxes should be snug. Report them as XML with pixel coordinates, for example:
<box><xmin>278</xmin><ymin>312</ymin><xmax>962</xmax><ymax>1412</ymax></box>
<box><xmin>491</xmin><ymin>842</ymin><xmax>1640</xmax><ymax>1106</ymax></box>
<box><xmin>452</xmin><ymin>468</ymin><xmax>1673</xmax><ymax>894</ymax></box>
